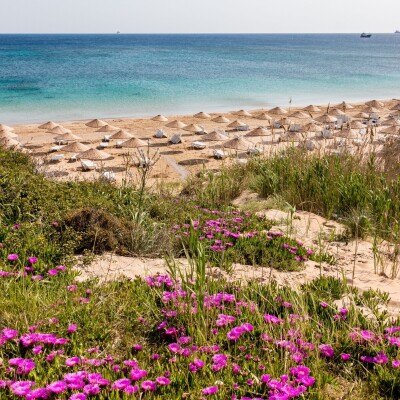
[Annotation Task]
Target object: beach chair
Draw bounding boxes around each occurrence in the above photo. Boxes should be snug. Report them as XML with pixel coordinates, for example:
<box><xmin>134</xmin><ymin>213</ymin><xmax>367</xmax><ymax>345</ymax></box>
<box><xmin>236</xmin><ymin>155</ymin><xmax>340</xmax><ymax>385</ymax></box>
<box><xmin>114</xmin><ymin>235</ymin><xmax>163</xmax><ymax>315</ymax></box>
<box><xmin>102</xmin><ymin>135</ymin><xmax>112</xmax><ymax>142</ymax></box>
<box><xmin>69</xmin><ymin>154</ymin><xmax>78</xmax><ymax>162</ymax></box>
<box><xmin>101</xmin><ymin>171</ymin><xmax>116</xmax><ymax>182</ymax></box>
<box><xmin>247</xmin><ymin>147</ymin><xmax>263</xmax><ymax>155</ymax></box>
<box><xmin>98</xmin><ymin>142</ymin><xmax>109</xmax><ymax>149</ymax></box>
<box><xmin>50</xmin><ymin>154</ymin><xmax>64</xmax><ymax>163</ymax></box>
<box><xmin>213</xmin><ymin>149</ymin><xmax>226</xmax><ymax>159</ymax></box>
<box><xmin>273</xmin><ymin>122</ymin><xmax>282</xmax><ymax>129</ymax></box>
<box><xmin>237</xmin><ymin>125</ymin><xmax>250</xmax><ymax>131</ymax></box>
<box><xmin>322</xmin><ymin>129</ymin><xmax>333</xmax><ymax>139</ymax></box>
<box><xmin>169</xmin><ymin>134</ymin><xmax>182</xmax><ymax>144</ymax></box>
<box><xmin>81</xmin><ymin>160</ymin><xmax>97</xmax><ymax>171</ymax></box>
<box><xmin>49</xmin><ymin>145</ymin><xmax>64</xmax><ymax>152</ymax></box>
<box><xmin>115</xmin><ymin>141</ymin><xmax>124</xmax><ymax>148</ymax></box>
<box><xmin>153</xmin><ymin>129</ymin><xmax>168</xmax><ymax>138</ymax></box>
<box><xmin>191</xmin><ymin>141</ymin><xmax>207</xmax><ymax>149</ymax></box>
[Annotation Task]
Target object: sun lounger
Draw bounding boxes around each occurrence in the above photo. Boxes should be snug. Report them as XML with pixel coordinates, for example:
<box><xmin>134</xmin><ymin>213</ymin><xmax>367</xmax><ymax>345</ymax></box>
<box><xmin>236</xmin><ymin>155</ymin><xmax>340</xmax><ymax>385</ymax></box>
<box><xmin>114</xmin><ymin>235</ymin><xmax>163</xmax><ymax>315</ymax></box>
<box><xmin>50</xmin><ymin>154</ymin><xmax>64</xmax><ymax>162</ymax></box>
<box><xmin>169</xmin><ymin>134</ymin><xmax>182</xmax><ymax>144</ymax></box>
<box><xmin>69</xmin><ymin>154</ymin><xmax>78</xmax><ymax>162</ymax></box>
<box><xmin>236</xmin><ymin>125</ymin><xmax>250</xmax><ymax>131</ymax></box>
<box><xmin>98</xmin><ymin>142</ymin><xmax>109</xmax><ymax>149</ymax></box>
<box><xmin>322</xmin><ymin>129</ymin><xmax>333</xmax><ymax>139</ymax></box>
<box><xmin>115</xmin><ymin>141</ymin><xmax>124</xmax><ymax>148</ymax></box>
<box><xmin>191</xmin><ymin>141</ymin><xmax>207</xmax><ymax>149</ymax></box>
<box><xmin>81</xmin><ymin>160</ymin><xmax>97</xmax><ymax>171</ymax></box>
<box><xmin>213</xmin><ymin>149</ymin><xmax>226</xmax><ymax>159</ymax></box>
<box><xmin>49</xmin><ymin>145</ymin><xmax>64</xmax><ymax>152</ymax></box>
<box><xmin>247</xmin><ymin>147</ymin><xmax>263</xmax><ymax>155</ymax></box>
<box><xmin>101</xmin><ymin>171</ymin><xmax>116</xmax><ymax>182</ymax></box>
<box><xmin>154</xmin><ymin>129</ymin><xmax>168</xmax><ymax>138</ymax></box>
<box><xmin>102</xmin><ymin>135</ymin><xmax>111</xmax><ymax>142</ymax></box>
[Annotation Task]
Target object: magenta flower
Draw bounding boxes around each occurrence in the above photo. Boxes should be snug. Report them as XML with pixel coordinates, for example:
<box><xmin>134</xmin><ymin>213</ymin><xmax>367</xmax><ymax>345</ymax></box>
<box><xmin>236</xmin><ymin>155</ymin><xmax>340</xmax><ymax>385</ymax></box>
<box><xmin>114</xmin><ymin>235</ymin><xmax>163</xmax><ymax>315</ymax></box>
<box><xmin>70</xmin><ymin>394</ymin><xmax>87</xmax><ymax>400</ymax></box>
<box><xmin>141</xmin><ymin>380</ymin><xmax>157</xmax><ymax>391</ymax></box>
<box><xmin>65</xmin><ymin>357</ymin><xmax>81</xmax><ymax>367</ymax></box>
<box><xmin>202</xmin><ymin>386</ymin><xmax>218</xmax><ymax>395</ymax></box>
<box><xmin>47</xmin><ymin>269</ymin><xmax>58</xmax><ymax>276</ymax></box>
<box><xmin>130</xmin><ymin>369</ymin><xmax>147</xmax><ymax>381</ymax></box>
<box><xmin>9</xmin><ymin>358</ymin><xmax>36</xmax><ymax>374</ymax></box>
<box><xmin>319</xmin><ymin>344</ymin><xmax>334</xmax><ymax>358</ymax></box>
<box><xmin>392</xmin><ymin>360</ymin><xmax>400</xmax><ymax>368</ymax></box>
<box><xmin>7</xmin><ymin>253</ymin><xmax>18</xmax><ymax>261</ymax></box>
<box><xmin>2</xmin><ymin>328</ymin><xmax>18</xmax><ymax>340</ymax></box>
<box><xmin>156</xmin><ymin>376</ymin><xmax>171</xmax><ymax>386</ymax></box>
<box><xmin>46</xmin><ymin>380</ymin><xmax>67</xmax><ymax>394</ymax></box>
<box><xmin>67</xmin><ymin>324</ymin><xmax>77</xmax><ymax>333</ymax></box>
<box><xmin>10</xmin><ymin>381</ymin><xmax>35</xmax><ymax>396</ymax></box>
<box><xmin>28</xmin><ymin>257</ymin><xmax>38</xmax><ymax>264</ymax></box>
<box><xmin>83</xmin><ymin>384</ymin><xmax>101</xmax><ymax>395</ymax></box>
<box><xmin>341</xmin><ymin>353</ymin><xmax>351</xmax><ymax>361</ymax></box>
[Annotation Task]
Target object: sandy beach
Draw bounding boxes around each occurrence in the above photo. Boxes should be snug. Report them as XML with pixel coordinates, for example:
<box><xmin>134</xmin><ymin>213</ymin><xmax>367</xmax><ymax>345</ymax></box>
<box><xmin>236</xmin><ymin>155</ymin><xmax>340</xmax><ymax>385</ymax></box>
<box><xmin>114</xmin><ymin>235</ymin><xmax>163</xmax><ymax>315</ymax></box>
<box><xmin>4</xmin><ymin>98</ymin><xmax>399</xmax><ymax>186</ymax></box>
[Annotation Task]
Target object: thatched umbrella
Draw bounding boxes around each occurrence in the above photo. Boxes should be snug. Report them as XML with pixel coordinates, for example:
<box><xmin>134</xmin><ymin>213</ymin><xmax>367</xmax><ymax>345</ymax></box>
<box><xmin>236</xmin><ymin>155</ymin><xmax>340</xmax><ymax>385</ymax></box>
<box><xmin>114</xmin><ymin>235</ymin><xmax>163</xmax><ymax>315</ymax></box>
<box><xmin>223</xmin><ymin>136</ymin><xmax>252</xmax><ymax>150</ymax></box>
<box><xmin>48</xmin><ymin>126</ymin><xmax>71</xmax><ymax>135</ymax></box>
<box><xmin>152</xmin><ymin>115</ymin><xmax>168</xmax><ymax>122</ymax></box>
<box><xmin>303</xmin><ymin>105</ymin><xmax>321</xmax><ymax>113</ymax></box>
<box><xmin>109</xmin><ymin>130</ymin><xmax>134</xmax><ymax>140</ymax></box>
<box><xmin>166</xmin><ymin>120</ymin><xmax>186</xmax><ymax>129</ymax></box>
<box><xmin>336</xmin><ymin>128</ymin><xmax>358</xmax><ymax>139</ymax></box>
<box><xmin>85</xmin><ymin>119</ymin><xmax>108</xmax><ymax>128</ymax></box>
<box><xmin>269</xmin><ymin>107</ymin><xmax>288</xmax><ymax>116</ymax></box>
<box><xmin>183</xmin><ymin>124</ymin><xmax>203</xmax><ymax>133</ymax></box>
<box><xmin>227</xmin><ymin>120</ymin><xmax>247</xmax><ymax>129</ymax></box>
<box><xmin>380</xmin><ymin>126</ymin><xmax>400</xmax><ymax>135</ymax></box>
<box><xmin>381</xmin><ymin>117</ymin><xmax>400</xmax><ymax>127</ymax></box>
<box><xmin>96</xmin><ymin>124</ymin><xmax>119</xmax><ymax>132</ymax></box>
<box><xmin>353</xmin><ymin>112</ymin><xmax>370</xmax><ymax>119</ymax></box>
<box><xmin>328</xmin><ymin>108</ymin><xmax>345</xmax><ymax>116</ymax></box>
<box><xmin>0</xmin><ymin>130</ymin><xmax>18</xmax><ymax>139</ymax></box>
<box><xmin>201</xmin><ymin>131</ymin><xmax>229</xmax><ymax>141</ymax></box>
<box><xmin>245</xmin><ymin>127</ymin><xmax>270</xmax><ymax>137</ymax></box>
<box><xmin>390</xmin><ymin>103</ymin><xmax>400</xmax><ymax>111</ymax></box>
<box><xmin>121</xmin><ymin>137</ymin><xmax>148</xmax><ymax>148</ymax></box>
<box><xmin>363</xmin><ymin>106</ymin><xmax>381</xmax><ymax>114</ymax></box>
<box><xmin>304</xmin><ymin>122</ymin><xmax>322</xmax><ymax>133</ymax></box>
<box><xmin>349</xmin><ymin>121</ymin><xmax>366</xmax><ymax>129</ymax></box>
<box><xmin>255</xmin><ymin>112</ymin><xmax>272</xmax><ymax>121</ymax></box>
<box><xmin>276</xmin><ymin>117</ymin><xmax>292</xmax><ymax>126</ymax></box>
<box><xmin>365</xmin><ymin>100</ymin><xmax>385</xmax><ymax>109</ymax></box>
<box><xmin>212</xmin><ymin>115</ymin><xmax>230</xmax><ymax>123</ymax></box>
<box><xmin>316</xmin><ymin>114</ymin><xmax>337</xmax><ymax>124</ymax></box>
<box><xmin>336</xmin><ymin>101</ymin><xmax>354</xmax><ymax>111</ymax></box>
<box><xmin>38</xmin><ymin>121</ymin><xmax>59</xmax><ymax>130</ymax></box>
<box><xmin>77</xmin><ymin>148</ymin><xmax>111</xmax><ymax>160</ymax></box>
<box><xmin>279</xmin><ymin>132</ymin><xmax>302</xmax><ymax>142</ymax></box>
<box><xmin>0</xmin><ymin>137</ymin><xmax>20</xmax><ymax>148</ymax></box>
<box><xmin>235</xmin><ymin>109</ymin><xmax>253</xmax><ymax>117</ymax></box>
<box><xmin>61</xmin><ymin>142</ymin><xmax>90</xmax><ymax>153</ymax></box>
<box><xmin>194</xmin><ymin>112</ymin><xmax>211</xmax><ymax>119</ymax></box>
<box><xmin>289</xmin><ymin>111</ymin><xmax>310</xmax><ymax>119</ymax></box>
<box><xmin>54</xmin><ymin>132</ymin><xmax>83</xmax><ymax>142</ymax></box>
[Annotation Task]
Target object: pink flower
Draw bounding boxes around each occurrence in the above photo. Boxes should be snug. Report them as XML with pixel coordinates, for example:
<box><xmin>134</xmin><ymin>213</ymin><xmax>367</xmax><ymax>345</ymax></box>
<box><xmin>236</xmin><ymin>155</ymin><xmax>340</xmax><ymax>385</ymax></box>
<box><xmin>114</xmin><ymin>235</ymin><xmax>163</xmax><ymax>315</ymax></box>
<box><xmin>341</xmin><ymin>353</ymin><xmax>351</xmax><ymax>361</ymax></box>
<box><xmin>67</xmin><ymin>324</ymin><xmax>77</xmax><ymax>333</ymax></box>
<box><xmin>83</xmin><ymin>384</ymin><xmax>101</xmax><ymax>395</ymax></box>
<box><xmin>70</xmin><ymin>394</ymin><xmax>87</xmax><ymax>400</ymax></box>
<box><xmin>28</xmin><ymin>257</ymin><xmax>38</xmax><ymax>264</ymax></box>
<box><xmin>130</xmin><ymin>369</ymin><xmax>147</xmax><ymax>381</ymax></box>
<box><xmin>7</xmin><ymin>254</ymin><xmax>18</xmax><ymax>261</ymax></box>
<box><xmin>141</xmin><ymin>380</ymin><xmax>157</xmax><ymax>391</ymax></box>
<box><xmin>47</xmin><ymin>269</ymin><xmax>58</xmax><ymax>276</ymax></box>
<box><xmin>156</xmin><ymin>376</ymin><xmax>171</xmax><ymax>386</ymax></box>
<box><xmin>46</xmin><ymin>380</ymin><xmax>67</xmax><ymax>394</ymax></box>
<box><xmin>319</xmin><ymin>344</ymin><xmax>334</xmax><ymax>358</ymax></box>
<box><xmin>65</xmin><ymin>357</ymin><xmax>81</xmax><ymax>367</ymax></box>
<box><xmin>202</xmin><ymin>386</ymin><xmax>218</xmax><ymax>395</ymax></box>
<box><xmin>392</xmin><ymin>360</ymin><xmax>400</xmax><ymax>368</ymax></box>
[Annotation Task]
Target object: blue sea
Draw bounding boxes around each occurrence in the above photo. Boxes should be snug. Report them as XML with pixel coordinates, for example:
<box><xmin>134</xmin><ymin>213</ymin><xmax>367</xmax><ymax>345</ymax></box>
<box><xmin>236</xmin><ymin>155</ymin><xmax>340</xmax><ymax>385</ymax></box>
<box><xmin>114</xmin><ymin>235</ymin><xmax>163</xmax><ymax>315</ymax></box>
<box><xmin>0</xmin><ymin>34</ymin><xmax>399</xmax><ymax>124</ymax></box>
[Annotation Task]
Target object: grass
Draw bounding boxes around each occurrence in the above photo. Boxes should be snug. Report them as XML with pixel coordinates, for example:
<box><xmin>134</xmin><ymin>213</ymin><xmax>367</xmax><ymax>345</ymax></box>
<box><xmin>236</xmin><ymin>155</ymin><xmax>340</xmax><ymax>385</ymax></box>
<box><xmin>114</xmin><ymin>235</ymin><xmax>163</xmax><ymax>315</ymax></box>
<box><xmin>1</xmin><ymin>145</ymin><xmax>400</xmax><ymax>398</ymax></box>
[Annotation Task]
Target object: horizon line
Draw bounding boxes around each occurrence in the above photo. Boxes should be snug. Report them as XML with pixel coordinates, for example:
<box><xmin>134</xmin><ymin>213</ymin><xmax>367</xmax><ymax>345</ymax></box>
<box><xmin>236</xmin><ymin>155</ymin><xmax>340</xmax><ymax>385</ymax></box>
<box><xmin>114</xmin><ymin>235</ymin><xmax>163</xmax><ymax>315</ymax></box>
<box><xmin>0</xmin><ymin>32</ymin><xmax>397</xmax><ymax>35</ymax></box>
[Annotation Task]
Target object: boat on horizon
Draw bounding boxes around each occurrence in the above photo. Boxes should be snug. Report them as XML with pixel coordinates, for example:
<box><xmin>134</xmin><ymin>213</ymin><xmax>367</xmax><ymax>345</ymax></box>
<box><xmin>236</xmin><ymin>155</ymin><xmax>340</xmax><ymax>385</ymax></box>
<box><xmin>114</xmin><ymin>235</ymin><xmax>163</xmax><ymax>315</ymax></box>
<box><xmin>360</xmin><ymin>33</ymin><xmax>372</xmax><ymax>38</ymax></box>
<box><xmin>395</xmin><ymin>30</ymin><xmax>400</xmax><ymax>34</ymax></box>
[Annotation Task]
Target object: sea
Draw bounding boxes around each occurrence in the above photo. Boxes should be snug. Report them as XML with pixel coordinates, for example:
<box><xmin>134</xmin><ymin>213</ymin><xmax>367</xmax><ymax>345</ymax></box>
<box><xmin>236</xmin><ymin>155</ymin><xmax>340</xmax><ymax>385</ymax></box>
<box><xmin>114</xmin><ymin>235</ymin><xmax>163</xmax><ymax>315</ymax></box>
<box><xmin>0</xmin><ymin>34</ymin><xmax>399</xmax><ymax>124</ymax></box>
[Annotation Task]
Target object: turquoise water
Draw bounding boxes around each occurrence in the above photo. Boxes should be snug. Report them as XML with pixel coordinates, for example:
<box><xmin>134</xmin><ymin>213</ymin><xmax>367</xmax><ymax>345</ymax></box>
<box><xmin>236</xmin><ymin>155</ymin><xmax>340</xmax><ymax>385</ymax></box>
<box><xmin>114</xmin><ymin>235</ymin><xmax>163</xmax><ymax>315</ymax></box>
<box><xmin>0</xmin><ymin>34</ymin><xmax>400</xmax><ymax>124</ymax></box>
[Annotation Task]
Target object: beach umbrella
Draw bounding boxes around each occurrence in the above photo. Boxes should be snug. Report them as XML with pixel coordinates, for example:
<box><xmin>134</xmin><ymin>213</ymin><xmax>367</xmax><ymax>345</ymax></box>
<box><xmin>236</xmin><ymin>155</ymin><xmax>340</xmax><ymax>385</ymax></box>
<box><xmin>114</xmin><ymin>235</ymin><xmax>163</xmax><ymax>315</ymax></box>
<box><xmin>54</xmin><ymin>132</ymin><xmax>83</xmax><ymax>142</ymax></box>
<box><xmin>276</xmin><ymin>117</ymin><xmax>292</xmax><ymax>126</ymax></box>
<box><xmin>201</xmin><ymin>131</ymin><xmax>229</xmax><ymax>141</ymax></box>
<box><xmin>336</xmin><ymin>128</ymin><xmax>358</xmax><ymax>139</ymax></box>
<box><xmin>85</xmin><ymin>119</ymin><xmax>108</xmax><ymax>128</ymax></box>
<box><xmin>316</xmin><ymin>114</ymin><xmax>337</xmax><ymax>123</ymax></box>
<box><xmin>289</xmin><ymin>111</ymin><xmax>310</xmax><ymax>119</ymax></box>
<box><xmin>328</xmin><ymin>108</ymin><xmax>345</xmax><ymax>116</ymax></box>
<box><xmin>365</xmin><ymin>100</ymin><xmax>385</xmax><ymax>109</ymax></box>
<box><xmin>152</xmin><ymin>115</ymin><xmax>168</xmax><ymax>122</ymax></box>
<box><xmin>223</xmin><ymin>136</ymin><xmax>252</xmax><ymax>151</ymax></box>
<box><xmin>363</xmin><ymin>106</ymin><xmax>381</xmax><ymax>114</ymax></box>
<box><xmin>279</xmin><ymin>132</ymin><xmax>302</xmax><ymax>142</ymax></box>
<box><xmin>381</xmin><ymin>117</ymin><xmax>400</xmax><ymax>126</ymax></box>
<box><xmin>235</xmin><ymin>109</ymin><xmax>253</xmax><ymax>117</ymax></box>
<box><xmin>0</xmin><ymin>137</ymin><xmax>20</xmax><ymax>148</ymax></box>
<box><xmin>96</xmin><ymin>124</ymin><xmax>119</xmax><ymax>132</ymax></box>
<box><xmin>303</xmin><ymin>105</ymin><xmax>321</xmax><ymax>113</ymax></box>
<box><xmin>77</xmin><ymin>148</ymin><xmax>111</xmax><ymax>160</ymax></box>
<box><xmin>380</xmin><ymin>126</ymin><xmax>400</xmax><ymax>135</ymax></box>
<box><xmin>38</xmin><ymin>121</ymin><xmax>59</xmax><ymax>130</ymax></box>
<box><xmin>255</xmin><ymin>112</ymin><xmax>272</xmax><ymax>121</ymax></box>
<box><xmin>336</xmin><ymin>101</ymin><xmax>354</xmax><ymax>111</ymax></box>
<box><xmin>227</xmin><ymin>120</ymin><xmax>247</xmax><ymax>129</ymax></box>
<box><xmin>166</xmin><ymin>120</ymin><xmax>186</xmax><ymax>129</ymax></box>
<box><xmin>48</xmin><ymin>126</ymin><xmax>71</xmax><ymax>135</ymax></box>
<box><xmin>390</xmin><ymin>103</ymin><xmax>400</xmax><ymax>111</ymax></box>
<box><xmin>353</xmin><ymin>112</ymin><xmax>370</xmax><ymax>119</ymax></box>
<box><xmin>183</xmin><ymin>124</ymin><xmax>203</xmax><ymax>133</ymax></box>
<box><xmin>0</xmin><ymin>130</ymin><xmax>18</xmax><ymax>139</ymax></box>
<box><xmin>304</xmin><ymin>122</ymin><xmax>323</xmax><ymax>132</ymax></box>
<box><xmin>0</xmin><ymin>124</ymin><xmax>14</xmax><ymax>131</ymax></box>
<box><xmin>121</xmin><ymin>137</ymin><xmax>148</xmax><ymax>148</ymax></box>
<box><xmin>245</xmin><ymin>127</ymin><xmax>270</xmax><ymax>137</ymax></box>
<box><xmin>212</xmin><ymin>115</ymin><xmax>230</xmax><ymax>123</ymax></box>
<box><xmin>269</xmin><ymin>107</ymin><xmax>288</xmax><ymax>116</ymax></box>
<box><xmin>194</xmin><ymin>112</ymin><xmax>211</xmax><ymax>119</ymax></box>
<box><xmin>60</xmin><ymin>142</ymin><xmax>90</xmax><ymax>153</ymax></box>
<box><xmin>109</xmin><ymin>130</ymin><xmax>134</xmax><ymax>140</ymax></box>
<box><xmin>349</xmin><ymin>120</ymin><xmax>366</xmax><ymax>129</ymax></box>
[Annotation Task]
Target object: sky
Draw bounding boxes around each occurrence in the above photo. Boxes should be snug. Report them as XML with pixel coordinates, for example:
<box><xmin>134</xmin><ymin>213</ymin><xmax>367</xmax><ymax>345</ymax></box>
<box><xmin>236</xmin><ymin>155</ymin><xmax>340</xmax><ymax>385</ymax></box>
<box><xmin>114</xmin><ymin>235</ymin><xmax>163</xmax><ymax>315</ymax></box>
<box><xmin>1</xmin><ymin>0</ymin><xmax>399</xmax><ymax>34</ymax></box>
